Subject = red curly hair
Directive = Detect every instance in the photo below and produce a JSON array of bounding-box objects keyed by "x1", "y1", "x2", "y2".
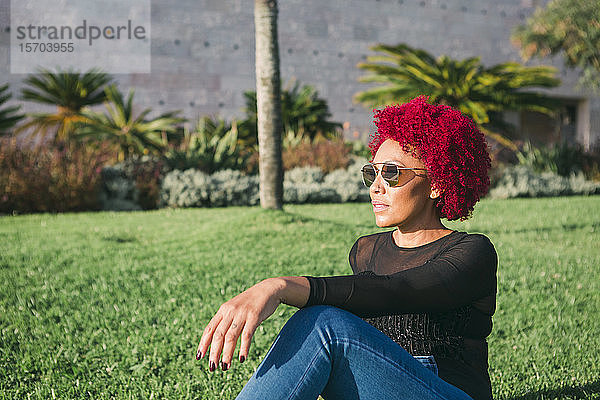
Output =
[{"x1": 369, "y1": 96, "x2": 491, "y2": 221}]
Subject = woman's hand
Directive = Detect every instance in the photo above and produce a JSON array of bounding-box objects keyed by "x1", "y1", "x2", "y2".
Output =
[{"x1": 196, "y1": 278, "x2": 284, "y2": 372}]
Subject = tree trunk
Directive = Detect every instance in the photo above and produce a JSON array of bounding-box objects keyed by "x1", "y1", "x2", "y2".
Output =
[{"x1": 254, "y1": 0, "x2": 283, "y2": 209}]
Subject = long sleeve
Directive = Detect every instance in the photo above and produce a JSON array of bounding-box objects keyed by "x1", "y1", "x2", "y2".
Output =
[{"x1": 302, "y1": 234, "x2": 497, "y2": 318}]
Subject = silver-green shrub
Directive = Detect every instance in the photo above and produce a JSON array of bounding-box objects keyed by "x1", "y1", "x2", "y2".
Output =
[
  {"x1": 284, "y1": 166, "x2": 324, "y2": 184},
  {"x1": 160, "y1": 169, "x2": 212, "y2": 207},
  {"x1": 324, "y1": 161, "x2": 370, "y2": 203},
  {"x1": 283, "y1": 167, "x2": 338, "y2": 203},
  {"x1": 489, "y1": 165, "x2": 600, "y2": 199},
  {"x1": 283, "y1": 182, "x2": 340, "y2": 203},
  {"x1": 160, "y1": 169, "x2": 259, "y2": 207},
  {"x1": 160, "y1": 160, "x2": 373, "y2": 208},
  {"x1": 210, "y1": 169, "x2": 260, "y2": 206}
]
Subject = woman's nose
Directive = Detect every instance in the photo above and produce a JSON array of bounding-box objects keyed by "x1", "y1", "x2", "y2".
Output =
[{"x1": 370, "y1": 173, "x2": 386, "y2": 195}]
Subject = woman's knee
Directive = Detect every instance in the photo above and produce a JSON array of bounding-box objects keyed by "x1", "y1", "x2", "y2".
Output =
[
  {"x1": 294, "y1": 305, "x2": 349, "y2": 321},
  {"x1": 287, "y1": 305, "x2": 359, "y2": 335}
]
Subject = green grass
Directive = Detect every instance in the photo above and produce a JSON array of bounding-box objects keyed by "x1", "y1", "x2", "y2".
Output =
[{"x1": 1, "y1": 196, "x2": 599, "y2": 399}]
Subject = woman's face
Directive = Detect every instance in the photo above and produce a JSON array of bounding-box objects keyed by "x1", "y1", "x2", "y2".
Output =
[{"x1": 369, "y1": 139, "x2": 438, "y2": 229}]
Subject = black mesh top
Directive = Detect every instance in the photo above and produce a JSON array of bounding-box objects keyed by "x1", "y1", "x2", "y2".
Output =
[{"x1": 302, "y1": 230, "x2": 497, "y2": 400}]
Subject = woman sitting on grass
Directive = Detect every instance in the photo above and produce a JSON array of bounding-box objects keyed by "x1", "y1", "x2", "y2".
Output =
[{"x1": 196, "y1": 96, "x2": 498, "y2": 400}]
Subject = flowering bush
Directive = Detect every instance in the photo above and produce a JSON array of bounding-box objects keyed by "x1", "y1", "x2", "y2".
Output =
[
  {"x1": 282, "y1": 139, "x2": 350, "y2": 173},
  {"x1": 0, "y1": 139, "x2": 113, "y2": 213}
]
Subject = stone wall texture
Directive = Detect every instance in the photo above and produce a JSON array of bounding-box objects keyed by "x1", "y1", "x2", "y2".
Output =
[{"x1": 1, "y1": 0, "x2": 598, "y2": 147}]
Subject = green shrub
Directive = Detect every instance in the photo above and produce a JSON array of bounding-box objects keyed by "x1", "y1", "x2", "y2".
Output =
[
  {"x1": 582, "y1": 144, "x2": 600, "y2": 181},
  {"x1": 163, "y1": 117, "x2": 250, "y2": 174},
  {"x1": 123, "y1": 157, "x2": 166, "y2": 210},
  {"x1": 346, "y1": 140, "x2": 372, "y2": 160},
  {"x1": 0, "y1": 140, "x2": 112, "y2": 213},
  {"x1": 99, "y1": 165, "x2": 140, "y2": 211},
  {"x1": 489, "y1": 165, "x2": 600, "y2": 199},
  {"x1": 159, "y1": 169, "x2": 259, "y2": 208},
  {"x1": 516, "y1": 140, "x2": 585, "y2": 177},
  {"x1": 99, "y1": 156, "x2": 166, "y2": 211}
]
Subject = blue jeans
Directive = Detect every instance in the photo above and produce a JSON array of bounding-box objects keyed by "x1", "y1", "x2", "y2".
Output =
[{"x1": 235, "y1": 305, "x2": 473, "y2": 400}]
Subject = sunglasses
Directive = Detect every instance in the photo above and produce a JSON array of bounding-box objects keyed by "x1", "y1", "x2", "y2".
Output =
[{"x1": 361, "y1": 162, "x2": 427, "y2": 188}]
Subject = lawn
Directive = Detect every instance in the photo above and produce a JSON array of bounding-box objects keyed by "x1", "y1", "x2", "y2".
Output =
[{"x1": 1, "y1": 196, "x2": 599, "y2": 399}]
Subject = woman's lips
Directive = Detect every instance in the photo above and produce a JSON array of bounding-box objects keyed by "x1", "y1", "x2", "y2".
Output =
[{"x1": 372, "y1": 202, "x2": 389, "y2": 212}]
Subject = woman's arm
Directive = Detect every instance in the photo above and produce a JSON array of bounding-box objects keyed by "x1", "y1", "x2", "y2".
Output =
[
  {"x1": 302, "y1": 234, "x2": 497, "y2": 317},
  {"x1": 276, "y1": 276, "x2": 311, "y2": 307},
  {"x1": 196, "y1": 276, "x2": 310, "y2": 372}
]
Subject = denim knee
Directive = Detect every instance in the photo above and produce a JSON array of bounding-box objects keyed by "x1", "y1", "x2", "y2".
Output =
[
  {"x1": 289, "y1": 305, "x2": 357, "y2": 337},
  {"x1": 296, "y1": 305, "x2": 342, "y2": 318},
  {"x1": 294, "y1": 305, "x2": 349, "y2": 324}
]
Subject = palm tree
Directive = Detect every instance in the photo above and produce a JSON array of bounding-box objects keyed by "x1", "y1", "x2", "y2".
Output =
[
  {"x1": 0, "y1": 84, "x2": 25, "y2": 136},
  {"x1": 241, "y1": 80, "x2": 342, "y2": 148},
  {"x1": 19, "y1": 68, "x2": 112, "y2": 143},
  {"x1": 254, "y1": 0, "x2": 284, "y2": 210},
  {"x1": 75, "y1": 85, "x2": 184, "y2": 160},
  {"x1": 354, "y1": 44, "x2": 561, "y2": 150}
]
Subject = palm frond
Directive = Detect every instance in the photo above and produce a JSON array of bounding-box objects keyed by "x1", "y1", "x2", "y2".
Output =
[
  {"x1": 18, "y1": 68, "x2": 112, "y2": 143},
  {"x1": 74, "y1": 85, "x2": 184, "y2": 159},
  {"x1": 354, "y1": 42, "x2": 561, "y2": 150},
  {"x1": 0, "y1": 84, "x2": 25, "y2": 134}
]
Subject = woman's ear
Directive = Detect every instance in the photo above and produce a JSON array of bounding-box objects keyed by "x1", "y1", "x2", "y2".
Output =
[{"x1": 430, "y1": 187, "x2": 442, "y2": 200}]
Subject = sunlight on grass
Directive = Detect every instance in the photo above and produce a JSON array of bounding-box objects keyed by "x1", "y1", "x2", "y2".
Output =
[{"x1": 1, "y1": 196, "x2": 599, "y2": 399}]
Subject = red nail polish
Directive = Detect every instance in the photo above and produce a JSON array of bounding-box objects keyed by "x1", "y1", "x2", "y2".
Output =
[
  {"x1": 240, "y1": 355, "x2": 246, "y2": 363},
  {"x1": 221, "y1": 362, "x2": 228, "y2": 371},
  {"x1": 209, "y1": 361, "x2": 216, "y2": 372}
]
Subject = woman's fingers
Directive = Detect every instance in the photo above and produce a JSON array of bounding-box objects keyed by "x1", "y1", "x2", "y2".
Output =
[
  {"x1": 196, "y1": 307, "x2": 259, "y2": 371},
  {"x1": 196, "y1": 313, "x2": 222, "y2": 361},
  {"x1": 197, "y1": 309, "x2": 259, "y2": 371},
  {"x1": 208, "y1": 314, "x2": 233, "y2": 371},
  {"x1": 219, "y1": 319, "x2": 245, "y2": 370},
  {"x1": 196, "y1": 279, "x2": 283, "y2": 371},
  {"x1": 238, "y1": 313, "x2": 259, "y2": 363}
]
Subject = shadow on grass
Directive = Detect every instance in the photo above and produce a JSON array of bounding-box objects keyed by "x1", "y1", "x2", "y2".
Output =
[
  {"x1": 506, "y1": 379, "x2": 600, "y2": 400},
  {"x1": 102, "y1": 235, "x2": 137, "y2": 243},
  {"x1": 282, "y1": 210, "x2": 372, "y2": 231}
]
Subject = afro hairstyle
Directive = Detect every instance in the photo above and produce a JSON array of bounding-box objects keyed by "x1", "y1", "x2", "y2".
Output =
[{"x1": 369, "y1": 96, "x2": 491, "y2": 221}]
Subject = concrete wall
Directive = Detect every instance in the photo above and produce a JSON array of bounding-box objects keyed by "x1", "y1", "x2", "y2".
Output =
[{"x1": 1, "y1": 0, "x2": 598, "y2": 148}]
